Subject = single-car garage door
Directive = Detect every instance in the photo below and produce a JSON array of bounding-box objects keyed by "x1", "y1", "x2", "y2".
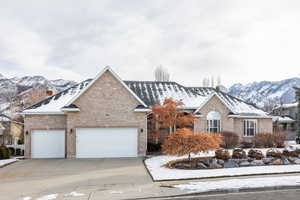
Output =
[
  {"x1": 31, "y1": 130, "x2": 65, "y2": 158},
  {"x1": 76, "y1": 128, "x2": 138, "y2": 158}
]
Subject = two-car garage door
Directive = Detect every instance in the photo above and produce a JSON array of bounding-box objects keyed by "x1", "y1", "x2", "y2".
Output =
[
  {"x1": 31, "y1": 128, "x2": 138, "y2": 158},
  {"x1": 76, "y1": 128, "x2": 138, "y2": 158}
]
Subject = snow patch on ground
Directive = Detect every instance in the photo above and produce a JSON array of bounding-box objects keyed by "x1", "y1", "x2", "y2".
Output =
[
  {"x1": 109, "y1": 190, "x2": 124, "y2": 194},
  {"x1": 36, "y1": 194, "x2": 58, "y2": 200},
  {"x1": 174, "y1": 175, "x2": 300, "y2": 193},
  {"x1": 20, "y1": 197, "x2": 32, "y2": 200},
  {"x1": 145, "y1": 150, "x2": 300, "y2": 181},
  {"x1": 64, "y1": 191, "x2": 85, "y2": 197},
  {"x1": 0, "y1": 158, "x2": 17, "y2": 167}
]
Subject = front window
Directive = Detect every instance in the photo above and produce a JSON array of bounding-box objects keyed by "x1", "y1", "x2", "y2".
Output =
[
  {"x1": 207, "y1": 111, "x2": 221, "y2": 133},
  {"x1": 244, "y1": 119, "x2": 257, "y2": 136}
]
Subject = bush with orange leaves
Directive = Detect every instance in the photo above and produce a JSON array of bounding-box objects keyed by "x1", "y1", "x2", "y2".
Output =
[{"x1": 162, "y1": 128, "x2": 223, "y2": 161}]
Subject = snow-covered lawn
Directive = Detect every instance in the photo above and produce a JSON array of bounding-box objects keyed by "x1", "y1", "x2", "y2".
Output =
[
  {"x1": 0, "y1": 158, "x2": 17, "y2": 167},
  {"x1": 145, "y1": 149, "x2": 300, "y2": 181},
  {"x1": 174, "y1": 175, "x2": 300, "y2": 193}
]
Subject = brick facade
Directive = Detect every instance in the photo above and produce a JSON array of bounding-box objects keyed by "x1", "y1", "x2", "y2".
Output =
[{"x1": 24, "y1": 71, "x2": 147, "y2": 158}]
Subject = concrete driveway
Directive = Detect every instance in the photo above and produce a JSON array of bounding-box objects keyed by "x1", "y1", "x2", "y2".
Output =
[{"x1": 0, "y1": 158, "x2": 180, "y2": 200}]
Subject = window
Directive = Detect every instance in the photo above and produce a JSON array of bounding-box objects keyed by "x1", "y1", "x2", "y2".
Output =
[
  {"x1": 244, "y1": 119, "x2": 257, "y2": 136},
  {"x1": 207, "y1": 111, "x2": 221, "y2": 133}
]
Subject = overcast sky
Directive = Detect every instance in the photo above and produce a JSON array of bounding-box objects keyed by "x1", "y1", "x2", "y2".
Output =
[{"x1": 0, "y1": 0, "x2": 300, "y2": 87}]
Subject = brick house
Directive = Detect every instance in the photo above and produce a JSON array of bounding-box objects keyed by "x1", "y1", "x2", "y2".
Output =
[{"x1": 22, "y1": 67, "x2": 272, "y2": 158}]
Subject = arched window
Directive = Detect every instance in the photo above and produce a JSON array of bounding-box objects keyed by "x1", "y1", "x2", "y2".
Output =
[{"x1": 207, "y1": 111, "x2": 221, "y2": 133}]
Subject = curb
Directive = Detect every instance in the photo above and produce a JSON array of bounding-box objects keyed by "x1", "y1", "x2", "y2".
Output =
[
  {"x1": 127, "y1": 185, "x2": 300, "y2": 200},
  {"x1": 0, "y1": 160, "x2": 17, "y2": 168}
]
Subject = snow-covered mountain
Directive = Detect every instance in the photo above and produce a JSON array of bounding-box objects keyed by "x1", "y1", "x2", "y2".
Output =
[
  {"x1": 0, "y1": 74, "x2": 77, "y2": 105},
  {"x1": 228, "y1": 77, "x2": 300, "y2": 108}
]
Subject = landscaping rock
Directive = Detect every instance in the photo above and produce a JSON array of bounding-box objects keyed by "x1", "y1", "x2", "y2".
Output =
[
  {"x1": 251, "y1": 160, "x2": 264, "y2": 166},
  {"x1": 239, "y1": 161, "x2": 251, "y2": 167},
  {"x1": 262, "y1": 157, "x2": 274, "y2": 164},
  {"x1": 248, "y1": 158, "x2": 255, "y2": 162},
  {"x1": 217, "y1": 159, "x2": 225, "y2": 165},
  {"x1": 288, "y1": 157, "x2": 298, "y2": 163},
  {"x1": 294, "y1": 159, "x2": 300, "y2": 164},
  {"x1": 224, "y1": 160, "x2": 239, "y2": 168},
  {"x1": 196, "y1": 162, "x2": 207, "y2": 169},
  {"x1": 202, "y1": 159, "x2": 210, "y2": 167},
  {"x1": 209, "y1": 159, "x2": 222, "y2": 168},
  {"x1": 282, "y1": 157, "x2": 290, "y2": 165},
  {"x1": 272, "y1": 159, "x2": 283, "y2": 165}
]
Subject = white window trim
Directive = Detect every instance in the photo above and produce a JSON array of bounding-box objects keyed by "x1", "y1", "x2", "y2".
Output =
[
  {"x1": 244, "y1": 119, "x2": 257, "y2": 137},
  {"x1": 207, "y1": 119, "x2": 221, "y2": 133}
]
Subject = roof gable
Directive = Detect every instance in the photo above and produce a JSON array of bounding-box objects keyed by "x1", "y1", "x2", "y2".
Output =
[{"x1": 64, "y1": 66, "x2": 147, "y2": 107}]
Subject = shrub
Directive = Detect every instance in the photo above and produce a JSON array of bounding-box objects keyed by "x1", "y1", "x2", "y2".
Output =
[
  {"x1": 221, "y1": 131, "x2": 240, "y2": 149},
  {"x1": 8, "y1": 147, "x2": 15, "y2": 156},
  {"x1": 266, "y1": 149, "x2": 282, "y2": 158},
  {"x1": 240, "y1": 141, "x2": 254, "y2": 148},
  {"x1": 0, "y1": 145, "x2": 10, "y2": 160},
  {"x1": 254, "y1": 133, "x2": 274, "y2": 148},
  {"x1": 232, "y1": 148, "x2": 247, "y2": 159},
  {"x1": 215, "y1": 149, "x2": 231, "y2": 160},
  {"x1": 282, "y1": 149, "x2": 300, "y2": 157},
  {"x1": 147, "y1": 143, "x2": 162, "y2": 153},
  {"x1": 273, "y1": 131, "x2": 286, "y2": 148},
  {"x1": 248, "y1": 149, "x2": 264, "y2": 159},
  {"x1": 162, "y1": 128, "x2": 223, "y2": 160}
]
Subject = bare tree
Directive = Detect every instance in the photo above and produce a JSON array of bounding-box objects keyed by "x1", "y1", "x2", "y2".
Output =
[{"x1": 155, "y1": 65, "x2": 170, "y2": 82}]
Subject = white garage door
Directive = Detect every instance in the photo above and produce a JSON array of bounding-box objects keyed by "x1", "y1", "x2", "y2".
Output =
[
  {"x1": 31, "y1": 130, "x2": 65, "y2": 158},
  {"x1": 76, "y1": 128, "x2": 138, "y2": 158}
]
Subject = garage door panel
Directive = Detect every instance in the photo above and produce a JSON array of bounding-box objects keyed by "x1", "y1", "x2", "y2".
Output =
[
  {"x1": 76, "y1": 128, "x2": 137, "y2": 158},
  {"x1": 31, "y1": 130, "x2": 65, "y2": 158}
]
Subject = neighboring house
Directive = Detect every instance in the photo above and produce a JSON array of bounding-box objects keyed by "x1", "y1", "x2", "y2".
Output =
[
  {"x1": 272, "y1": 102, "x2": 298, "y2": 140},
  {"x1": 21, "y1": 67, "x2": 272, "y2": 159},
  {"x1": 0, "y1": 114, "x2": 23, "y2": 145}
]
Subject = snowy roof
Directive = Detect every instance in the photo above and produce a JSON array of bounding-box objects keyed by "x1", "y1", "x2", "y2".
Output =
[
  {"x1": 22, "y1": 79, "x2": 91, "y2": 114},
  {"x1": 272, "y1": 116, "x2": 295, "y2": 123},
  {"x1": 22, "y1": 77, "x2": 268, "y2": 117},
  {"x1": 275, "y1": 102, "x2": 298, "y2": 109}
]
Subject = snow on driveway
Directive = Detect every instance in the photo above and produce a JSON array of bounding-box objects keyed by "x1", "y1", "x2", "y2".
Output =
[
  {"x1": 0, "y1": 158, "x2": 17, "y2": 167},
  {"x1": 145, "y1": 154, "x2": 300, "y2": 181},
  {"x1": 174, "y1": 175, "x2": 300, "y2": 192}
]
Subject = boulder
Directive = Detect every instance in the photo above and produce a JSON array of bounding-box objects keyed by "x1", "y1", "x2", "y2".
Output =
[
  {"x1": 217, "y1": 159, "x2": 225, "y2": 165},
  {"x1": 282, "y1": 157, "x2": 290, "y2": 165},
  {"x1": 262, "y1": 157, "x2": 274, "y2": 164},
  {"x1": 251, "y1": 160, "x2": 264, "y2": 166},
  {"x1": 174, "y1": 163, "x2": 192, "y2": 169},
  {"x1": 288, "y1": 157, "x2": 298, "y2": 163},
  {"x1": 272, "y1": 159, "x2": 283, "y2": 165},
  {"x1": 239, "y1": 161, "x2": 251, "y2": 167},
  {"x1": 196, "y1": 163, "x2": 207, "y2": 169},
  {"x1": 294, "y1": 159, "x2": 300, "y2": 164},
  {"x1": 202, "y1": 159, "x2": 210, "y2": 167},
  {"x1": 209, "y1": 159, "x2": 222, "y2": 169},
  {"x1": 224, "y1": 160, "x2": 239, "y2": 168}
]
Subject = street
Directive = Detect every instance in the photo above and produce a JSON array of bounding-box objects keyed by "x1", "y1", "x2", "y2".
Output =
[{"x1": 160, "y1": 189, "x2": 300, "y2": 200}]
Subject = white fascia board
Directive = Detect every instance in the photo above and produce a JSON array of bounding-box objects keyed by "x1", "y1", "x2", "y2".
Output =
[
  {"x1": 64, "y1": 66, "x2": 147, "y2": 107},
  {"x1": 227, "y1": 115, "x2": 273, "y2": 119}
]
